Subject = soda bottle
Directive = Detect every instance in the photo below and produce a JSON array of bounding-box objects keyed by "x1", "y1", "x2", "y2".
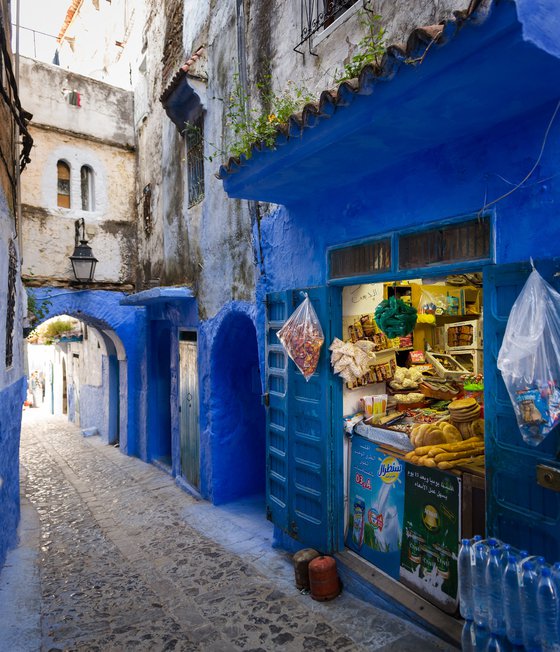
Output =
[
  {"x1": 503, "y1": 554, "x2": 524, "y2": 646},
  {"x1": 459, "y1": 538, "x2": 475, "y2": 621},
  {"x1": 537, "y1": 566, "x2": 559, "y2": 651},
  {"x1": 487, "y1": 547, "x2": 506, "y2": 636}
]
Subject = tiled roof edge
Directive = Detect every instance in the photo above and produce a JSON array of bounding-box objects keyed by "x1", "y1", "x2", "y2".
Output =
[
  {"x1": 217, "y1": 0, "x2": 492, "y2": 180},
  {"x1": 160, "y1": 46, "x2": 206, "y2": 105}
]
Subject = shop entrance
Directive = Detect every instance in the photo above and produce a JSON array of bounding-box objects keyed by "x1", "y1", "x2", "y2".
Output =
[
  {"x1": 339, "y1": 273, "x2": 484, "y2": 613},
  {"x1": 210, "y1": 311, "x2": 265, "y2": 505}
]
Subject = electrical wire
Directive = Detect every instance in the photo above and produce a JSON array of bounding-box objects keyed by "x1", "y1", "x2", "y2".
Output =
[{"x1": 479, "y1": 99, "x2": 560, "y2": 215}]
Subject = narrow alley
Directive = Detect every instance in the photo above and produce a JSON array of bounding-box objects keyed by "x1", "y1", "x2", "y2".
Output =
[{"x1": 0, "y1": 409, "x2": 453, "y2": 652}]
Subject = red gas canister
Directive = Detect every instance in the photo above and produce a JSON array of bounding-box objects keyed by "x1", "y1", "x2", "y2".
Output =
[{"x1": 308, "y1": 555, "x2": 341, "y2": 601}]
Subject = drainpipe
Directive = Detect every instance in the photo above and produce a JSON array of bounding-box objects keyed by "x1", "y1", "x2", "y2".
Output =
[
  {"x1": 235, "y1": 0, "x2": 265, "y2": 276},
  {"x1": 14, "y1": 0, "x2": 22, "y2": 248}
]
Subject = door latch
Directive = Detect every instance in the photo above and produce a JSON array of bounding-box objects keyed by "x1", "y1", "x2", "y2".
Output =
[
  {"x1": 262, "y1": 393, "x2": 270, "y2": 407},
  {"x1": 536, "y1": 464, "x2": 560, "y2": 492}
]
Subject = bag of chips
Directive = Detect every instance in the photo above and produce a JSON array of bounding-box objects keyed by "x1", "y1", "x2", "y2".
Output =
[
  {"x1": 277, "y1": 295, "x2": 325, "y2": 381},
  {"x1": 497, "y1": 268, "x2": 560, "y2": 445}
]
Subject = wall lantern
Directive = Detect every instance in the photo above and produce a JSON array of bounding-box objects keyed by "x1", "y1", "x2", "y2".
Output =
[{"x1": 70, "y1": 218, "x2": 98, "y2": 283}]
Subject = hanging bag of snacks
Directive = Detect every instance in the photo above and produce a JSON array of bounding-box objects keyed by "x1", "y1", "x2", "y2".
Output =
[
  {"x1": 277, "y1": 294, "x2": 325, "y2": 381},
  {"x1": 497, "y1": 266, "x2": 560, "y2": 446}
]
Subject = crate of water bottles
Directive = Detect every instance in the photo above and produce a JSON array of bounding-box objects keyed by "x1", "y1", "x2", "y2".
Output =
[{"x1": 459, "y1": 535, "x2": 560, "y2": 650}]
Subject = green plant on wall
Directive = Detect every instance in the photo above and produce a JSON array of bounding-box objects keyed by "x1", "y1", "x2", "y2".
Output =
[
  {"x1": 185, "y1": 72, "x2": 314, "y2": 162},
  {"x1": 334, "y1": 10, "x2": 386, "y2": 84},
  {"x1": 27, "y1": 290, "x2": 52, "y2": 325}
]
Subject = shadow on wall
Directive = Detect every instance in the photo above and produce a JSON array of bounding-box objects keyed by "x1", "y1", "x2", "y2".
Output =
[{"x1": 210, "y1": 312, "x2": 266, "y2": 505}]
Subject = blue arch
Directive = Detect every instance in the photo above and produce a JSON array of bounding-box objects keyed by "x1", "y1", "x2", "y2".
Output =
[
  {"x1": 199, "y1": 301, "x2": 266, "y2": 505},
  {"x1": 29, "y1": 288, "x2": 147, "y2": 457}
]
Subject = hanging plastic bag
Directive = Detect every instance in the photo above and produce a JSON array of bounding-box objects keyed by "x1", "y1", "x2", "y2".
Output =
[
  {"x1": 277, "y1": 295, "x2": 324, "y2": 381},
  {"x1": 497, "y1": 268, "x2": 560, "y2": 445}
]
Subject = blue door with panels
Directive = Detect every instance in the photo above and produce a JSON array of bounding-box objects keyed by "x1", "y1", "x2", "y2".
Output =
[
  {"x1": 265, "y1": 286, "x2": 342, "y2": 553},
  {"x1": 484, "y1": 260, "x2": 560, "y2": 560}
]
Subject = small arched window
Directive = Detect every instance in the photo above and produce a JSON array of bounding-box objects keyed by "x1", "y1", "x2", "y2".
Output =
[
  {"x1": 80, "y1": 165, "x2": 95, "y2": 211},
  {"x1": 57, "y1": 160, "x2": 71, "y2": 208}
]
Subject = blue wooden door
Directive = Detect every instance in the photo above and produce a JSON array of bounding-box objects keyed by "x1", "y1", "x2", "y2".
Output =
[
  {"x1": 265, "y1": 287, "x2": 341, "y2": 553},
  {"x1": 484, "y1": 260, "x2": 560, "y2": 559}
]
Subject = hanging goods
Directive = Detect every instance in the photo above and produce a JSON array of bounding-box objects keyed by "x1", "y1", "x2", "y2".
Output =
[
  {"x1": 375, "y1": 295, "x2": 418, "y2": 339},
  {"x1": 277, "y1": 295, "x2": 325, "y2": 381},
  {"x1": 497, "y1": 268, "x2": 560, "y2": 446}
]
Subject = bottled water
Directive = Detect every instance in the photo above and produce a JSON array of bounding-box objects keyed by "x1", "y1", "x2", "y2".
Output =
[
  {"x1": 487, "y1": 547, "x2": 506, "y2": 636},
  {"x1": 459, "y1": 538, "x2": 474, "y2": 621},
  {"x1": 520, "y1": 560, "x2": 541, "y2": 652},
  {"x1": 503, "y1": 554, "x2": 524, "y2": 646},
  {"x1": 537, "y1": 566, "x2": 559, "y2": 651},
  {"x1": 473, "y1": 538, "x2": 499, "y2": 628}
]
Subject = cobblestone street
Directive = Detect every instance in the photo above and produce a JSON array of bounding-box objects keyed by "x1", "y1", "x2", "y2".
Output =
[{"x1": 0, "y1": 410, "x2": 454, "y2": 651}]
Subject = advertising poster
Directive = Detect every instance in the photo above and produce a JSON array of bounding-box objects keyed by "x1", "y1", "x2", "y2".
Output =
[
  {"x1": 346, "y1": 435, "x2": 405, "y2": 579},
  {"x1": 400, "y1": 464, "x2": 460, "y2": 613}
]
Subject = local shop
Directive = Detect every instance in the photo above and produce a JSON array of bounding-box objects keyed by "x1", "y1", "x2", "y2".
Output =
[{"x1": 219, "y1": 0, "x2": 560, "y2": 637}]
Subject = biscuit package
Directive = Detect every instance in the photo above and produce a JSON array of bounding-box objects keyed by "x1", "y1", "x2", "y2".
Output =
[{"x1": 497, "y1": 268, "x2": 560, "y2": 445}]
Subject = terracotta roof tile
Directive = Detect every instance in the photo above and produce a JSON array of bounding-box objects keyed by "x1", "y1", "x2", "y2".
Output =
[
  {"x1": 160, "y1": 46, "x2": 206, "y2": 104},
  {"x1": 217, "y1": 0, "x2": 487, "y2": 179},
  {"x1": 57, "y1": 0, "x2": 83, "y2": 43}
]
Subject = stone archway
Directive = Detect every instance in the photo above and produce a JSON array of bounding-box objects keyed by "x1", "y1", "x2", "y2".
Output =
[{"x1": 27, "y1": 288, "x2": 144, "y2": 455}]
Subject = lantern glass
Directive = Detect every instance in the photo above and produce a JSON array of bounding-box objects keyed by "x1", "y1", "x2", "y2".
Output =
[{"x1": 71, "y1": 257, "x2": 96, "y2": 282}]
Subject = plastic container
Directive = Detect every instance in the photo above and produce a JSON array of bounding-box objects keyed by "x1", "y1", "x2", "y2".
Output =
[
  {"x1": 503, "y1": 554, "x2": 524, "y2": 646},
  {"x1": 520, "y1": 561, "x2": 541, "y2": 652},
  {"x1": 459, "y1": 538, "x2": 475, "y2": 620},
  {"x1": 487, "y1": 548, "x2": 506, "y2": 636},
  {"x1": 537, "y1": 566, "x2": 559, "y2": 651},
  {"x1": 473, "y1": 538, "x2": 499, "y2": 628}
]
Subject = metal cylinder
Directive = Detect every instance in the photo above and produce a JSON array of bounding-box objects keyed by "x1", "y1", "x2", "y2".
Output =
[
  {"x1": 293, "y1": 548, "x2": 320, "y2": 590},
  {"x1": 308, "y1": 555, "x2": 341, "y2": 601}
]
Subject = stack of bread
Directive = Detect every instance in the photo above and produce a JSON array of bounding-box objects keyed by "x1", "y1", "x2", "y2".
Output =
[
  {"x1": 405, "y1": 437, "x2": 484, "y2": 470},
  {"x1": 448, "y1": 397, "x2": 484, "y2": 438}
]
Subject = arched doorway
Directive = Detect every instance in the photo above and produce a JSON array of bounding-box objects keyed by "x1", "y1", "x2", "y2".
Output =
[{"x1": 210, "y1": 311, "x2": 266, "y2": 505}]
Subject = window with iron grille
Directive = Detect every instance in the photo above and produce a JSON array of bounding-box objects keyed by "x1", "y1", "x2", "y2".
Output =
[
  {"x1": 5, "y1": 240, "x2": 17, "y2": 368},
  {"x1": 330, "y1": 238, "x2": 391, "y2": 279},
  {"x1": 186, "y1": 114, "x2": 204, "y2": 208},
  {"x1": 296, "y1": 0, "x2": 360, "y2": 52},
  {"x1": 398, "y1": 217, "x2": 491, "y2": 270}
]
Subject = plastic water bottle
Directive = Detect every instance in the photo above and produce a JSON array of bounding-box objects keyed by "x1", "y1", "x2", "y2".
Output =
[
  {"x1": 538, "y1": 566, "x2": 559, "y2": 651},
  {"x1": 474, "y1": 539, "x2": 499, "y2": 628},
  {"x1": 459, "y1": 538, "x2": 475, "y2": 620},
  {"x1": 520, "y1": 560, "x2": 541, "y2": 652},
  {"x1": 487, "y1": 548, "x2": 506, "y2": 636},
  {"x1": 503, "y1": 554, "x2": 524, "y2": 646}
]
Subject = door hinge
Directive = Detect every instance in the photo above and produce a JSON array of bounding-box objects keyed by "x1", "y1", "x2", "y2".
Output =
[
  {"x1": 266, "y1": 505, "x2": 272, "y2": 521},
  {"x1": 289, "y1": 520, "x2": 299, "y2": 538},
  {"x1": 537, "y1": 464, "x2": 560, "y2": 492},
  {"x1": 262, "y1": 392, "x2": 270, "y2": 407}
]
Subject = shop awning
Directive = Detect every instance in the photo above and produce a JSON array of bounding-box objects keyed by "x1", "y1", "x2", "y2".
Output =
[
  {"x1": 218, "y1": 0, "x2": 560, "y2": 205},
  {"x1": 120, "y1": 287, "x2": 195, "y2": 307}
]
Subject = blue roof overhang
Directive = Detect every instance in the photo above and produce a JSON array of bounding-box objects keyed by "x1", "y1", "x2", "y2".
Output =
[
  {"x1": 162, "y1": 75, "x2": 202, "y2": 131},
  {"x1": 120, "y1": 287, "x2": 195, "y2": 307},
  {"x1": 220, "y1": 0, "x2": 560, "y2": 205}
]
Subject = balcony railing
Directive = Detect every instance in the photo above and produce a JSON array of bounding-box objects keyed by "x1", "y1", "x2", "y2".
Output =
[{"x1": 295, "y1": 0, "x2": 360, "y2": 53}]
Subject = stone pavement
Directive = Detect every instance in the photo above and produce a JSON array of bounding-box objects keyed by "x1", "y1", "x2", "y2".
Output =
[{"x1": 0, "y1": 409, "x2": 455, "y2": 652}]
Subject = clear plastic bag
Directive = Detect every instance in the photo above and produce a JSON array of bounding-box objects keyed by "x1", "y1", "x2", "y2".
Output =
[
  {"x1": 277, "y1": 295, "x2": 324, "y2": 381},
  {"x1": 497, "y1": 268, "x2": 560, "y2": 445}
]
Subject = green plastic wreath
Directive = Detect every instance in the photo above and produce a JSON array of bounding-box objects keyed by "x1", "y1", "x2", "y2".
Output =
[{"x1": 374, "y1": 296, "x2": 418, "y2": 339}]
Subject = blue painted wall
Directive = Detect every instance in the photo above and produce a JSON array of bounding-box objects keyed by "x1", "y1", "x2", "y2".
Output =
[{"x1": 0, "y1": 377, "x2": 26, "y2": 569}]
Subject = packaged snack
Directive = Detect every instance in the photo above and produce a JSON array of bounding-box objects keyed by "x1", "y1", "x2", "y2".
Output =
[{"x1": 277, "y1": 295, "x2": 324, "y2": 381}]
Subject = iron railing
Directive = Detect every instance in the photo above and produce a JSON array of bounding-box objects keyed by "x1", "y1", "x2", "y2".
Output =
[{"x1": 295, "y1": 0, "x2": 360, "y2": 53}]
